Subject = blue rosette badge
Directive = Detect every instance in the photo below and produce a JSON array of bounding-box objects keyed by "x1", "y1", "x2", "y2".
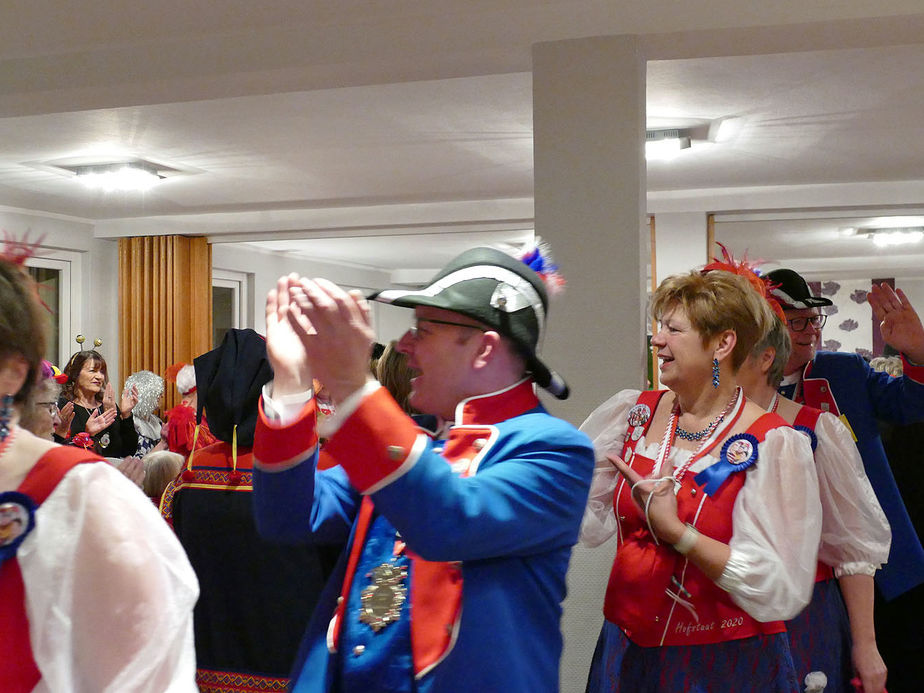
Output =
[
  {"x1": 0, "y1": 491, "x2": 37, "y2": 566},
  {"x1": 694, "y1": 433, "x2": 759, "y2": 496}
]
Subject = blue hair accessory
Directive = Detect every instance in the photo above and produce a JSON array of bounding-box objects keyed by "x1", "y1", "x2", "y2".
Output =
[
  {"x1": 0, "y1": 491, "x2": 37, "y2": 566},
  {"x1": 694, "y1": 433, "x2": 760, "y2": 496},
  {"x1": 793, "y1": 425, "x2": 818, "y2": 452},
  {"x1": 519, "y1": 239, "x2": 565, "y2": 296}
]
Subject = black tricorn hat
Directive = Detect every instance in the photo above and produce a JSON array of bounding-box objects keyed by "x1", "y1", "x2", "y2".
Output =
[
  {"x1": 765, "y1": 268, "x2": 833, "y2": 310},
  {"x1": 194, "y1": 328, "x2": 273, "y2": 446},
  {"x1": 370, "y1": 247, "x2": 569, "y2": 399}
]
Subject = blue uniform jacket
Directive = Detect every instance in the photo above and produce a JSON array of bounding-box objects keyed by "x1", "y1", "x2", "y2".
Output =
[
  {"x1": 792, "y1": 351, "x2": 924, "y2": 599},
  {"x1": 252, "y1": 380, "x2": 594, "y2": 692}
]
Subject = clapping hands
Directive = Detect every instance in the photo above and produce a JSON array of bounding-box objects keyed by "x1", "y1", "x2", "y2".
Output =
[
  {"x1": 85, "y1": 406, "x2": 118, "y2": 435},
  {"x1": 265, "y1": 274, "x2": 374, "y2": 403}
]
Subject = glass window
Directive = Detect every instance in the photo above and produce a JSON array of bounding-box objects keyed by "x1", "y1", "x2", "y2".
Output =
[{"x1": 27, "y1": 265, "x2": 62, "y2": 366}]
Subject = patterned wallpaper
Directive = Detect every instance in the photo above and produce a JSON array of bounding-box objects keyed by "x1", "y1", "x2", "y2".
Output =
[{"x1": 807, "y1": 278, "x2": 890, "y2": 358}]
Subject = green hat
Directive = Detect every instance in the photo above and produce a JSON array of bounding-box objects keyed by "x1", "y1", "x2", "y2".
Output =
[{"x1": 371, "y1": 247, "x2": 569, "y2": 399}]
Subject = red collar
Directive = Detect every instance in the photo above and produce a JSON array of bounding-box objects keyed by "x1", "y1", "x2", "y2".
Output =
[{"x1": 455, "y1": 379, "x2": 540, "y2": 426}]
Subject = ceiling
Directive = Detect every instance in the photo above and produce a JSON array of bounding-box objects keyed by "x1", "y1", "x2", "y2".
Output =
[{"x1": 4, "y1": 1, "x2": 924, "y2": 275}]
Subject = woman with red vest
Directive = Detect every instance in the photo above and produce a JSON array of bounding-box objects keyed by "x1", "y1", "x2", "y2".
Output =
[
  {"x1": 738, "y1": 317, "x2": 890, "y2": 693},
  {"x1": 580, "y1": 269, "x2": 821, "y2": 692},
  {"x1": 0, "y1": 240, "x2": 198, "y2": 692}
]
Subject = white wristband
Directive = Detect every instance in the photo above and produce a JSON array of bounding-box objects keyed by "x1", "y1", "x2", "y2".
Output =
[{"x1": 672, "y1": 523, "x2": 699, "y2": 555}]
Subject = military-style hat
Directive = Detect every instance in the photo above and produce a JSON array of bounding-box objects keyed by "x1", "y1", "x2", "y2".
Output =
[{"x1": 371, "y1": 246, "x2": 569, "y2": 399}]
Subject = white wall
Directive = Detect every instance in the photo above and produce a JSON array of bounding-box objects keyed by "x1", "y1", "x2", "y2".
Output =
[
  {"x1": 211, "y1": 243, "x2": 414, "y2": 344},
  {"x1": 1, "y1": 208, "x2": 121, "y2": 383}
]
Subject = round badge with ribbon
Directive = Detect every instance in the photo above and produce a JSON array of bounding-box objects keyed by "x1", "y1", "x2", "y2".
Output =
[
  {"x1": 693, "y1": 433, "x2": 759, "y2": 496},
  {"x1": 793, "y1": 425, "x2": 818, "y2": 452},
  {"x1": 0, "y1": 491, "x2": 37, "y2": 565}
]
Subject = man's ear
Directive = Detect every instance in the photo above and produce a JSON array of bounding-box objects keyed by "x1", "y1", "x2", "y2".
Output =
[
  {"x1": 713, "y1": 329, "x2": 737, "y2": 363},
  {"x1": 472, "y1": 331, "x2": 501, "y2": 370}
]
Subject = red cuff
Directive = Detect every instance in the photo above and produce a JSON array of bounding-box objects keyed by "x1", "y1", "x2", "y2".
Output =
[
  {"x1": 254, "y1": 397, "x2": 319, "y2": 470},
  {"x1": 324, "y1": 388, "x2": 425, "y2": 494},
  {"x1": 901, "y1": 353, "x2": 924, "y2": 384}
]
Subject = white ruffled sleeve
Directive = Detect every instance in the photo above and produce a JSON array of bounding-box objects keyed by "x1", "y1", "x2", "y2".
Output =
[
  {"x1": 18, "y1": 462, "x2": 199, "y2": 693},
  {"x1": 813, "y1": 412, "x2": 891, "y2": 577},
  {"x1": 577, "y1": 389, "x2": 641, "y2": 547},
  {"x1": 715, "y1": 426, "x2": 821, "y2": 621}
]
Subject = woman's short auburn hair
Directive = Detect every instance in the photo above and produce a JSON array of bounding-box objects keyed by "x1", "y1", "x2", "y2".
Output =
[{"x1": 651, "y1": 270, "x2": 776, "y2": 372}]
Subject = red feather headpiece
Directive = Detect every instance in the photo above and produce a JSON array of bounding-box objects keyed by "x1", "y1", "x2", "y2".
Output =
[{"x1": 702, "y1": 242, "x2": 786, "y2": 322}]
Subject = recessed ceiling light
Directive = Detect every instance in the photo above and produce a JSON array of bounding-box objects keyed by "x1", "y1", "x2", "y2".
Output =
[
  {"x1": 73, "y1": 162, "x2": 163, "y2": 192},
  {"x1": 867, "y1": 228, "x2": 924, "y2": 247}
]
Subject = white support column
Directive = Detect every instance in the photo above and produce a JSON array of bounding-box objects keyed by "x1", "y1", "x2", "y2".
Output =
[{"x1": 532, "y1": 35, "x2": 646, "y2": 693}]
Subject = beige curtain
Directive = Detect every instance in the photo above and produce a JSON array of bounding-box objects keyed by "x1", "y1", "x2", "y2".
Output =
[{"x1": 118, "y1": 236, "x2": 212, "y2": 412}]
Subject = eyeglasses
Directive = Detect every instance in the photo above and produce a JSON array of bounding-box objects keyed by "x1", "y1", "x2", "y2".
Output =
[
  {"x1": 407, "y1": 318, "x2": 487, "y2": 339},
  {"x1": 787, "y1": 314, "x2": 827, "y2": 332},
  {"x1": 36, "y1": 401, "x2": 58, "y2": 416}
]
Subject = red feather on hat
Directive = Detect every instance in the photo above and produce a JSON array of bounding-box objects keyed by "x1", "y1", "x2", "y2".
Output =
[{"x1": 702, "y1": 242, "x2": 786, "y2": 321}]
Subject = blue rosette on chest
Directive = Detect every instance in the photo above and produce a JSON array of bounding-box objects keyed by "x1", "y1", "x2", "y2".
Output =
[
  {"x1": 694, "y1": 433, "x2": 759, "y2": 496},
  {"x1": 0, "y1": 491, "x2": 37, "y2": 566}
]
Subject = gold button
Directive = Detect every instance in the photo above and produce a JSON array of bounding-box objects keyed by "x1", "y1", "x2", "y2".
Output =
[
  {"x1": 337, "y1": 596, "x2": 344, "y2": 605},
  {"x1": 353, "y1": 645, "x2": 365, "y2": 656},
  {"x1": 473, "y1": 438, "x2": 487, "y2": 450},
  {"x1": 387, "y1": 445, "x2": 405, "y2": 460},
  {"x1": 690, "y1": 488, "x2": 697, "y2": 496},
  {"x1": 654, "y1": 616, "x2": 659, "y2": 622}
]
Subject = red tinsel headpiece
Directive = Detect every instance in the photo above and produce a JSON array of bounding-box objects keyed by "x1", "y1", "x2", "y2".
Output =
[
  {"x1": 2, "y1": 231, "x2": 52, "y2": 313},
  {"x1": 1, "y1": 231, "x2": 44, "y2": 266},
  {"x1": 702, "y1": 242, "x2": 786, "y2": 322}
]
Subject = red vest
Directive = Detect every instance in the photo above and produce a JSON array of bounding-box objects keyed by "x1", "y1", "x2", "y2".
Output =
[
  {"x1": 603, "y1": 390, "x2": 788, "y2": 647},
  {"x1": 0, "y1": 446, "x2": 98, "y2": 691}
]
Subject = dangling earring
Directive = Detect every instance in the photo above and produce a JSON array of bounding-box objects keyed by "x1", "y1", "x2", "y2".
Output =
[
  {"x1": 0, "y1": 393, "x2": 14, "y2": 442},
  {"x1": 712, "y1": 358, "x2": 720, "y2": 389}
]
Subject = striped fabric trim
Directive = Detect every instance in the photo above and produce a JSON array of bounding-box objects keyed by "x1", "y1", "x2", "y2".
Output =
[{"x1": 195, "y1": 668, "x2": 288, "y2": 692}]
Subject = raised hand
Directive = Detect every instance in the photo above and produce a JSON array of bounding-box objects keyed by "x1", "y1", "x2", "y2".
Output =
[
  {"x1": 55, "y1": 400, "x2": 76, "y2": 438},
  {"x1": 85, "y1": 406, "x2": 118, "y2": 436},
  {"x1": 264, "y1": 274, "x2": 315, "y2": 397},
  {"x1": 102, "y1": 382, "x2": 117, "y2": 412},
  {"x1": 868, "y1": 283, "x2": 924, "y2": 363},
  {"x1": 120, "y1": 384, "x2": 139, "y2": 416},
  {"x1": 288, "y1": 277, "x2": 375, "y2": 404}
]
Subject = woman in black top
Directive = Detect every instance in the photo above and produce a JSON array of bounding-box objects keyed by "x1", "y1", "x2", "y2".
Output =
[{"x1": 57, "y1": 350, "x2": 139, "y2": 457}]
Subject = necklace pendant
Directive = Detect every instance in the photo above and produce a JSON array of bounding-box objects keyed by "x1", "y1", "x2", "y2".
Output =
[{"x1": 359, "y1": 561, "x2": 408, "y2": 632}]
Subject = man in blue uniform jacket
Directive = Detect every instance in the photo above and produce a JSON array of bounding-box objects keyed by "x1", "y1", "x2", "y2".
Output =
[
  {"x1": 767, "y1": 268, "x2": 924, "y2": 690},
  {"x1": 252, "y1": 246, "x2": 595, "y2": 693}
]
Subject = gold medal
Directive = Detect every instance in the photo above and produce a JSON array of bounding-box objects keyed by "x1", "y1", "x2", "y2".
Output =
[{"x1": 359, "y1": 562, "x2": 408, "y2": 632}]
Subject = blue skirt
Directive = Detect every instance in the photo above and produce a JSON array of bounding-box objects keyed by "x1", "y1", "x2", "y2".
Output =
[
  {"x1": 786, "y1": 578, "x2": 853, "y2": 692},
  {"x1": 585, "y1": 620, "x2": 800, "y2": 693}
]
